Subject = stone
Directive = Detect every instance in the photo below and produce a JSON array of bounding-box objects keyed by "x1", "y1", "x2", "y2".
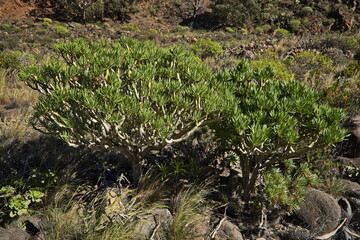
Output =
[
  {"x1": 296, "y1": 189, "x2": 341, "y2": 235},
  {"x1": 0, "y1": 228, "x2": 30, "y2": 240},
  {"x1": 214, "y1": 219, "x2": 243, "y2": 240},
  {"x1": 133, "y1": 208, "x2": 173, "y2": 239}
]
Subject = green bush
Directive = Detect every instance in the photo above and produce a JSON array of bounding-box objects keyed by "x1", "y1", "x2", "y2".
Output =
[
  {"x1": 254, "y1": 26, "x2": 264, "y2": 34},
  {"x1": 52, "y1": 25, "x2": 70, "y2": 37},
  {"x1": 288, "y1": 51, "x2": 335, "y2": 89},
  {"x1": 288, "y1": 19, "x2": 301, "y2": 32},
  {"x1": 119, "y1": 23, "x2": 141, "y2": 32},
  {"x1": 42, "y1": 18, "x2": 53, "y2": 23},
  {"x1": 225, "y1": 27, "x2": 235, "y2": 33},
  {"x1": 273, "y1": 28, "x2": 292, "y2": 37},
  {"x1": 19, "y1": 37, "x2": 232, "y2": 185},
  {"x1": 302, "y1": 6, "x2": 313, "y2": 13},
  {"x1": 0, "y1": 50, "x2": 21, "y2": 69},
  {"x1": 261, "y1": 24, "x2": 272, "y2": 33},
  {"x1": 264, "y1": 160, "x2": 319, "y2": 213},
  {"x1": 214, "y1": 60, "x2": 347, "y2": 201},
  {"x1": 251, "y1": 56, "x2": 294, "y2": 81},
  {"x1": 191, "y1": 38, "x2": 224, "y2": 58}
]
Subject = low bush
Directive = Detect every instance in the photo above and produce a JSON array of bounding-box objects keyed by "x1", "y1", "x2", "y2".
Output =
[{"x1": 191, "y1": 38, "x2": 224, "y2": 58}]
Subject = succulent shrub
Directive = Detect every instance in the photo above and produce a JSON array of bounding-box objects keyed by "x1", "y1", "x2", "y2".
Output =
[
  {"x1": 251, "y1": 56, "x2": 294, "y2": 81},
  {"x1": 263, "y1": 160, "x2": 319, "y2": 213},
  {"x1": 288, "y1": 19, "x2": 301, "y2": 32},
  {"x1": 191, "y1": 38, "x2": 224, "y2": 58},
  {"x1": 214, "y1": 60, "x2": 347, "y2": 201},
  {"x1": 288, "y1": 51, "x2": 335, "y2": 90},
  {"x1": 19, "y1": 37, "x2": 232, "y2": 185}
]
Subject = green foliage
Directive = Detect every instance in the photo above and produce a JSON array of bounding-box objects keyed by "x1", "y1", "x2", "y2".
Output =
[
  {"x1": 289, "y1": 51, "x2": 335, "y2": 89},
  {"x1": 254, "y1": 26, "x2": 264, "y2": 34},
  {"x1": 0, "y1": 170, "x2": 56, "y2": 219},
  {"x1": 214, "y1": 60, "x2": 347, "y2": 201},
  {"x1": 210, "y1": 0, "x2": 260, "y2": 27},
  {"x1": 261, "y1": 24, "x2": 272, "y2": 33},
  {"x1": 288, "y1": 19, "x2": 301, "y2": 32},
  {"x1": 52, "y1": 25, "x2": 70, "y2": 37},
  {"x1": 120, "y1": 23, "x2": 141, "y2": 32},
  {"x1": 191, "y1": 38, "x2": 224, "y2": 58},
  {"x1": 0, "y1": 50, "x2": 21, "y2": 69},
  {"x1": 251, "y1": 56, "x2": 294, "y2": 81},
  {"x1": 42, "y1": 18, "x2": 53, "y2": 23},
  {"x1": 302, "y1": 6, "x2": 313, "y2": 13},
  {"x1": 19, "y1": 37, "x2": 231, "y2": 184},
  {"x1": 225, "y1": 27, "x2": 235, "y2": 33},
  {"x1": 264, "y1": 160, "x2": 319, "y2": 213},
  {"x1": 342, "y1": 61, "x2": 360, "y2": 78},
  {"x1": 273, "y1": 28, "x2": 292, "y2": 37}
]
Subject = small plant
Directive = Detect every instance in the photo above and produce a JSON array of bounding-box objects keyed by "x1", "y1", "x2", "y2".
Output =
[
  {"x1": 302, "y1": 6, "x2": 313, "y2": 13},
  {"x1": 274, "y1": 28, "x2": 292, "y2": 37},
  {"x1": 0, "y1": 169, "x2": 56, "y2": 220},
  {"x1": 261, "y1": 24, "x2": 272, "y2": 33},
  {"x1": 42, "y1": 21, "x2": 51, "y2": 27},
  {"x1": 171, "y1": 25, "x2": 190, "y2": 33},
  {"x1": 263, "y1": 160, "x2": 320, "y2": 213},
  {"x1": 52, "y1": 25, "x2": 70, "y2": 37},
  {"x1": 42, "y1": 18, "x2": 53, "y2": 23},
  {"x1": 0, "y1": 50, "x2": 21, "y2": 69},
  {"x1": 145, "y1": 28, "x2": 158, "y2": 39},
  {"x1": 192, "y1": 38, "x2": 224, "y2": 58},
  {"x1": 288, "y1": 19, "x2": 301, "y2": 32},
  {"x1": 254, "y1": 26, "x2": 264, "y2": 34},
  {"x1": 119, "y1": 23, "x2": 141, "y2": 32},
  {"x1": 148, "y1": 5, "x2": 159, "y2": 16},
  {"x1": 251, "y1": 56, "x2": 294, "y2": 81},
  {"x1": 225, "y1": 27, "x2": 235, "y2": 33}
]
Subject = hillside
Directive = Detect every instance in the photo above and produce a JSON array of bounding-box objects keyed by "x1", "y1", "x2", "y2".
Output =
[{"x1": 0, "y1": 0, "x2": 360, "y2": 239}]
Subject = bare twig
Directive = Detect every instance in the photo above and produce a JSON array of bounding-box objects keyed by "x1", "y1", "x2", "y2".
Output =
[
  {"x1": 210, "y1": 207, "x2": 227, "y2": 239},
  {"x1": 314, "y1": 218, "x2": 347, "y2": 240}
]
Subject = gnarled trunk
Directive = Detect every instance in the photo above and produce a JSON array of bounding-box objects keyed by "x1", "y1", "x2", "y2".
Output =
[{"x1": 131, "y1": 159, "x2": 143, "y2": 187}]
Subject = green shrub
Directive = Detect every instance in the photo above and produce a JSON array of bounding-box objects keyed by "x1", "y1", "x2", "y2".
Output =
[
  {"x1": 42, "y1": 21, "x2": 51, "y2": 27},
  {"x1": 52, "y1": 25, "x2": 70, "y2": 37},
  {"x1": 302, "y1": 6, "x2": 313, "y2": 13},
  {"x1": 191, "y1": 38, "x2": 224, "y2": 58},
  {"x1": 342, "y1": 61, "x2": 360, "y2": 78},
  {"x1": 289, "y1": 51, "x2": 335, "y2": 89},
  {"x1": 145, "y1": 28, "x2": 158, "y2": 39},
  {"x1": 288, "y1": 19, "x2": 301, "y2": 32},
  {"x1": 264, "y1": 160, "x2": 319, "y2": 213},
  {"x1": 0, "y1": 50, "x2": 21, "y2": 69},
  {"x1": 251, "y1": 56, "x2": 294, "y2": 81},
  {"x1": 261, "y1": 24, "x2": 272, "y2": 33},
  {"x1": 274, "y1": 28, "x2": 292, "y2": 37},
  {"x1": 254, "y1": 26, "x2": 264, "y2": 34},
  {"x1": 213, "y1": 60, "x2": 347, "y2": 201},
  {"x1": 0, "y1": 23, "x2": 11, "y2": 30},
  {"x1": 119, "y1": 23, "x2": 141, "y2": 32},
  {"x1": 19, "y1": 37, "x2": 231, "y2": 185},
  {"x1": 172, "y1": 25, "x2": 190, "y2": 33},
  {"x1": 225, "y1": 27, "x2": 235, "y2": 33},
  {"x1": 42, "y1": 18, "x2": 53, "y2": 23}
]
